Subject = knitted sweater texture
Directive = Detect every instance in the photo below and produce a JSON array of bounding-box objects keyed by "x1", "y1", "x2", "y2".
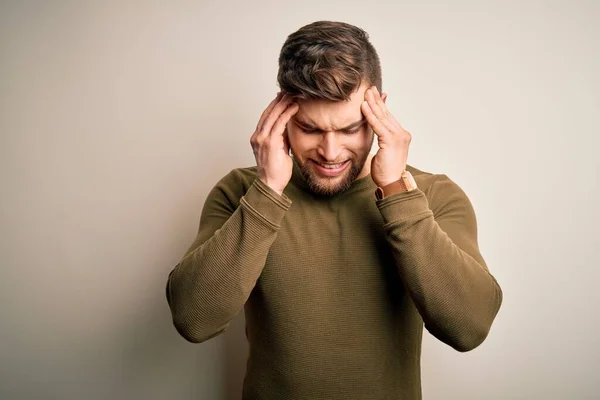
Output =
[{"x1": 166, "y1": 159, "x2": 503, "y2": 400}]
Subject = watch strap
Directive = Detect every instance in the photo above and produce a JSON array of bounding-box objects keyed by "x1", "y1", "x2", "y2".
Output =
[{"x1": 375, "y1": 170, "x2": 417, "y2": 200}]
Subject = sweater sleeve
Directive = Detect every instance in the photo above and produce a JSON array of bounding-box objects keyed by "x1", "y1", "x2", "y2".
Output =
[
  {"x1": 166, "y1": 171, "x2": 291, "y2": 343},
  {"x1": 377, "y1": 174, "x2": 503, "y2": 352}
]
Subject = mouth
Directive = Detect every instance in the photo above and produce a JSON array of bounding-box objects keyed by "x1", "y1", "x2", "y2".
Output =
[{"x1": 311, "y1": 160, "x2": 351, "y2": 177}]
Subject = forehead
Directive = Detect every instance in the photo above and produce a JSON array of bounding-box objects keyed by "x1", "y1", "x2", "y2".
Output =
[{"x1": 293, "y1": 84, "x2": 368, "y2": 129}]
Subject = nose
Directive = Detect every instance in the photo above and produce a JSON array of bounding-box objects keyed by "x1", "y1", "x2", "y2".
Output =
[{"x1": 316, "y1": 131, "x2": 343, "y2": 162}]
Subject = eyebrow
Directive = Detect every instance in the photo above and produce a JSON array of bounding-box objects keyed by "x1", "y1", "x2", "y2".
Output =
[{"x1": 294, "y1": 117, "x2": 366, "y2": 132}]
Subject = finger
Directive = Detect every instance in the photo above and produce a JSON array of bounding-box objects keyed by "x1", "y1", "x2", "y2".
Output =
[
  {"x1": 271, "y1": 101, "x2": 299, "y2": 138},
  {"x1": 375, "y1": 89, "x2": 404, "y2": 131},
  {"x1": 365, "y1": 87, "x2": 387, "y2": 120},
  {"x1": 256, "y1": 92, "x2": 284, "y2": 132},
  {"x1": 379, "y1": 91, "x2": 401, "y2": 129},
  {"x1": 361, "y1": 100, "x2": 390, "y2": 139},
  {"x1": 259, "y1": 94, "x2": 295, "y2": 138},
  {"x1": 365, "y1": 88, "x2": 403, "y2": 134},
  {"x1": 372, "y1": 86, "x2": 388, "y2": 113},
  {"x1": 252, "y1": 93, "x2": 283, "y2": 148}
]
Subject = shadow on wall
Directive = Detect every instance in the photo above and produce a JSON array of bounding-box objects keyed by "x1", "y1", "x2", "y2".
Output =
[
  {"x1": 116, "y1": 291, "x2": 218, "y2": 400},
  {"x1": 224, "y1": 312, "x2": 249, "y2": 400}
]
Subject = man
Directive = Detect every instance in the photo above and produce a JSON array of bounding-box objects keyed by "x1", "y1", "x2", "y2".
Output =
[{"x1": 166, "y1": 20, "x2": 503, "y2": 400}]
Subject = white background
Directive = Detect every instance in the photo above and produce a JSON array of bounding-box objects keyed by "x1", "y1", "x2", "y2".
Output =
[{"x1": 1, "y1": 1, "x2": 599, "y2": 399}]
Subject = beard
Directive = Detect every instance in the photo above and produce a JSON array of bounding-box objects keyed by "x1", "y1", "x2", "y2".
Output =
[{"x1": 292, "y1": 147, "x2": 372, "y2": 197}]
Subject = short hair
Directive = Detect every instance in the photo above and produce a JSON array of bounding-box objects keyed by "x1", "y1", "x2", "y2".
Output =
[{"x1": 277, "y1": 21, "x2": 382, "y2": 101}]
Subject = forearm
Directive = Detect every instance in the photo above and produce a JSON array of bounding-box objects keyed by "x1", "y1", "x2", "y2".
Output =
[
  {"x1": 379, "y1": 187, "x2": 502, "y2": 352},
  {"x1": 167, "y1": 179, "x2": 291, "y2": 343}
]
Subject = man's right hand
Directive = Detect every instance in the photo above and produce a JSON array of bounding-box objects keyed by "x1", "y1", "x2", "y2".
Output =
[{"x1": 250, "y1": 92, "x2": 299, "y2": 195}]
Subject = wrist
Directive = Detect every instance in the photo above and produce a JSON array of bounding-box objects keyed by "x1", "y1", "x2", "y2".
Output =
[
  {"x1": 375, "y1": 170, "x2": 417, "y2": 200},
  {"x1": 258, "y1": 177, "x2": 285, "y2": 196}
]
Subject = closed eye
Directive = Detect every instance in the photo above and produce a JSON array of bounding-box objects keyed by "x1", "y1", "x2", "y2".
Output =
[
  {"x1": 298, "y1": 126, "x2": 320, "y2": 134},
  {"x1": 299, "y1": 127, "x2": 362, "y2": 134},
  {"x1": 294, "y1": 118, "x2": 366, "y2": 135}
]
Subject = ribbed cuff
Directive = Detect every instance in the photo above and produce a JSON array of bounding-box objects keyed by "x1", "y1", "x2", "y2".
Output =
[
  {"x1": 240, "y1": 179, "x2": 292, "y2": 229},
  {"x1": 376, "y1": 189, "x2": 432, "y2": 225}
]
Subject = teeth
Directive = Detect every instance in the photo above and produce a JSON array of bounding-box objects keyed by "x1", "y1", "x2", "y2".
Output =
[{"x1": 320, "y1": 162, "x2": 344, "y2": 169}]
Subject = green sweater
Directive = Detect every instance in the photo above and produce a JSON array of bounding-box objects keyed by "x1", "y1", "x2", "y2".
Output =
[{"x1": 166, "y1": 158, "x2": 503, "y2": 400}]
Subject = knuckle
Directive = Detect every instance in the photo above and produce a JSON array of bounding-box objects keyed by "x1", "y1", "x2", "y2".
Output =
[
  {"x1": 252, "y1": 136, "x2": 265, "y2": 148},
  {"x1": 260, "y1": 139, "x2": 271, "y2": 149},
  {"x1": 272, "y1": 122, "x2": 284, "y2": 133}
]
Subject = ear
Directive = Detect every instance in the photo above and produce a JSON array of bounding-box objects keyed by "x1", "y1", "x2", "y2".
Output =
[{"x1": 381, "y1": 92, "x2": 388, "y2": 103}]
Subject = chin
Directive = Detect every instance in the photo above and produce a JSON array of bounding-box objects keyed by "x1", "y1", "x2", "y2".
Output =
[
  {"x1": 303, "y1": 160, "x2": 360, "y2": 196},
  {"x1": 291, "y1": 148, "x2": 371, "y2": 196}
]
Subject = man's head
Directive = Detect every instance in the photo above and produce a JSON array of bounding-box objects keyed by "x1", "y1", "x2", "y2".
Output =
[{"x1": 277, "y1": 21, "x2": 384, "y2": 196}]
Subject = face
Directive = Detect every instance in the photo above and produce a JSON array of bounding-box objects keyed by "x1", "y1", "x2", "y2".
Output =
[{"x1": 286, "y1": 83, "x2": 381, "y2": 196}]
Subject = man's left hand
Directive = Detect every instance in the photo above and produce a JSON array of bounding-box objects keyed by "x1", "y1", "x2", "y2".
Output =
[{"x1": 361, "y1": 86, "x2": 412, "y2": 188}]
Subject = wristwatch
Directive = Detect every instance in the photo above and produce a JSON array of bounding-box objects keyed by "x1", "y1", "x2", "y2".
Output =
[{"x1": 375, "y1": 170, "x2": 418, "y2": 200}]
